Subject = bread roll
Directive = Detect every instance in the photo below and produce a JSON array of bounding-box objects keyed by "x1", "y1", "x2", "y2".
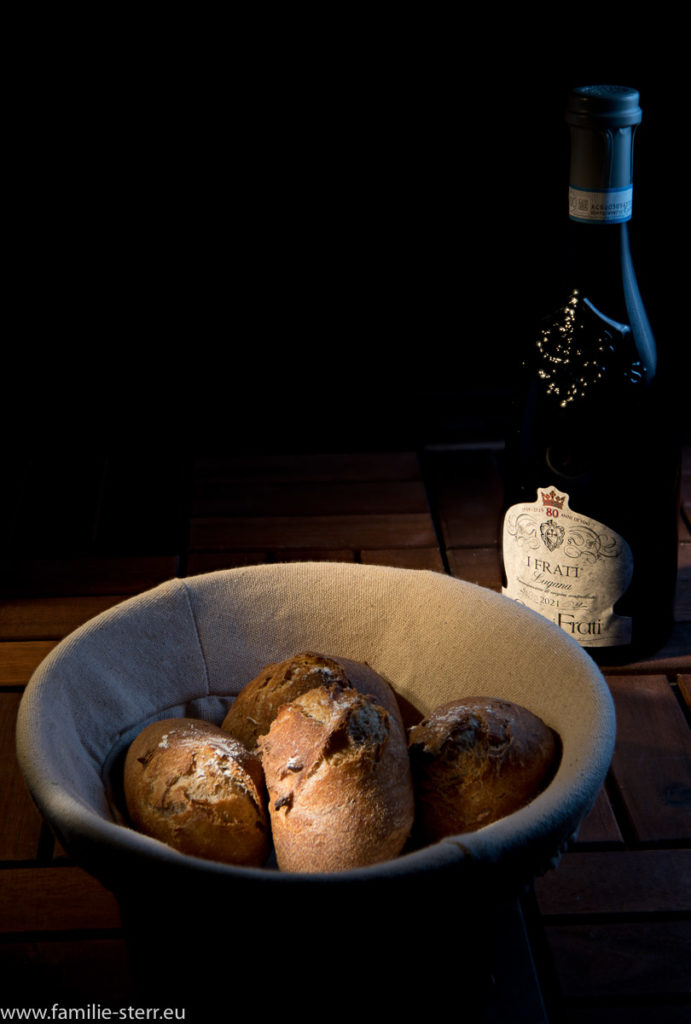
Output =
[
  {"x1": 259, "y1": 683, "x2": 414, "y2": 873},
  {"x1": 408, "y1": 697, "x2": 559, "y2": 842},
  {"x1": 222, "y1": 650, "x2": 403, "y2": 748},
  {"x1": 124, "y1": 717, "x2": 269, "y2": 867}
]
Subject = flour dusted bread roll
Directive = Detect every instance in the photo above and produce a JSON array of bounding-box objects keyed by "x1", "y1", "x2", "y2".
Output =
[
  {"x1": 124, "y1": 718, "x2": 269, "y2": 867},
  {"x1": 259, "y1": 682, "x2": 414, "y2": 873},
  {"x1": 222, "y1": 650, "x2": 404, "y2": 748},
  {"x1": 408, "y1": 698, "x2": 559, "y2": 842}
]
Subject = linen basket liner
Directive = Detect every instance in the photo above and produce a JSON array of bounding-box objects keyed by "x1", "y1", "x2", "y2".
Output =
[{"x1": 15, "y1": 562, "x2": 616, "y2": 883}]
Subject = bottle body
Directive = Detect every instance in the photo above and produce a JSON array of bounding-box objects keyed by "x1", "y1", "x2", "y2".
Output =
[{"x1": 500, "y1": 87, "x2": 680, "y2": 664}]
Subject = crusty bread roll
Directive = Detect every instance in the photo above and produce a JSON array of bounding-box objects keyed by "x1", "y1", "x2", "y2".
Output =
[
  {"x1": 222, "y1": 650, "x2": 404, "y2": 748},
  {"x1": 408, "y1": 697, "x2": 559, "y2": 842},
  {"x1": 123, "y1": 717, "x2": 269, "y2": 867},
  {"x1": 258, "y1": 682, "x2": 414, "y2": 873}
]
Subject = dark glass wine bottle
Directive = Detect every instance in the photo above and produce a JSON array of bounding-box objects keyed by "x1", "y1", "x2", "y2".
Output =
[{"x1": 501, "y1": 84, "x2": 680, "y2": 665}]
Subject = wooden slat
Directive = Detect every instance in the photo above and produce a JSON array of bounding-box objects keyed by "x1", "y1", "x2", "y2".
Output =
[
  {"x1": 535, "y1": 850, "x2": 691, "y2": 915},
  {"x1": 544, "y1": 921, "x2": 691, "y2": 999},
  {"x1": 0, "y1": 693, "x2": 44, "y2": 860},
  {"x1": 607, "y1": 676, "x2": 691, "y2": 842},
  {"x1": 680, "y1": 448, "x2": 691, "y2": 546},
  {"x1": 184, "y1": 550, "x2": 274, "y2": 576},
  {"x1": 678, "y1": 675, "x2": 691, "y2": 714},
  {"x1": 0, "y1": 596, "x2": 126, "y2": 641},
  {"x1": 572, "y1": 785, "x2": 625, "y2": 847},
  {"x1": 603, "y1": 621, "x2": 691, "y2": 675},
  {"x1": 425, "y1": 447, "x2": 504, "y2": 549},
  {"x1": 681, "y1": 514, "x2": 691, "y2": 544},
  {"x1": 266, "y1": 549, "x2": 357, "y2": 564},
  {"x1": 0, "y1": 866, "x2": 122, "y2": 934},
  {"x1": 447, "y1": 546, "x2": 502, "y2": 590},
  {"x1": 184, "y1": 550, "x2": 356, "y2": 576},
  {"x1": 188, "y1": 513, "x2": 438, "y2": 552},
  {"x1": 190, "y1": 479, "x2": 430, "y2": 517},
  {"x1": 0, "y1": 641, "x2": 57, "y2": 686},
  {"x1": 0, "y1": 556, "x2": 177, "y2": 598},
  {"x1": 360, "y1": 548, "x2": 445, "y2": 572},
  {"x1": 675, "y1": 538, "x2": 691, "y2": 621}
]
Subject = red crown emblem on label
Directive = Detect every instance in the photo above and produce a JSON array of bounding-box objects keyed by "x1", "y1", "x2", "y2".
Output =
[{"x1": 541, "y1": 490, "x2": 565, "y2": 509}]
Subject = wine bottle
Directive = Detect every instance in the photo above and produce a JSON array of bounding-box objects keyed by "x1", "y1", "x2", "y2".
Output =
[{"x1": 500, "y1": 84, "x2": 680, "y2": 665}]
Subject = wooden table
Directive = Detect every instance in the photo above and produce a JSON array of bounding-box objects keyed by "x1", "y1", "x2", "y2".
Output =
[{"x1": 2, "y1": 443, "x2": 689, "y2": 1020}]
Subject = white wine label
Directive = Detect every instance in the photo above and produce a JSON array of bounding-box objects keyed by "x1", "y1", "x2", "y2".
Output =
[
  {"x1": 568, "y1": 184, "x2": 633, "y2": 223},
  {"x1": 502, "y1": 485, "x2": 633, "y2": 647}
]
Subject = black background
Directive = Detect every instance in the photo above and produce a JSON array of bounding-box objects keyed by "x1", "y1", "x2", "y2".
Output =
[{"x1": 12, "y1": 18, "x2": 688, "y2": 455}]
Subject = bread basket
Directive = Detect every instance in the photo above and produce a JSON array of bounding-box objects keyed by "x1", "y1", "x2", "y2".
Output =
[{"x1": 16, "y1": 562, "x2": 615, "y2": 1007}]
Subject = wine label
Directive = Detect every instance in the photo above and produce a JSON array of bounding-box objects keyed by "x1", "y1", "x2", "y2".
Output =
[
  {"x1": 502, "y1": 486, "x2": 633, "y2": 647},
  {"x1": 568, "y1": 184, "x2": 633, "y2": 223}
]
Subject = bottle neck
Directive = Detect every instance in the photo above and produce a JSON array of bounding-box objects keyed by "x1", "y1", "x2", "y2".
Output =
[
  {"x1": 563, "y1": 119, "x2": 655, "y2": 375},
  {"x1": 565, "y1": 219, "x2": 630, "y2": 306},
  {"x1": 569, "y1": 122, "x2": 637, "y2": 189},
  {"x1": 568, "y1": 121, "x2": 637, "y2": 226}
]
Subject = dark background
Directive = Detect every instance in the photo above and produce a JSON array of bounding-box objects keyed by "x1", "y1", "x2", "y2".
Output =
[{"x1": 11, "y1": 20, "x2": 688, "y2": 456}]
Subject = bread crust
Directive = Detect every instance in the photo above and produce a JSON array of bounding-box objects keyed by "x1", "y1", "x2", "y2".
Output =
[
  {"x1": 259, "y1": 683, "x2": 414, "y2": 873},
  {"x1": 408, "y1": 697, "x2": 559, "y2": 842},
  {"x1": 123, "y1": 718, "x2": 269, "y2": 867},
  {"x1": 222, "y1": 650, "x2": 403, "y2": 748}
]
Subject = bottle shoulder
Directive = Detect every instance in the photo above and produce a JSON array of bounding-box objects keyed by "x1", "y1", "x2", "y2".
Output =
[{"x1": 517, "y1": 284, "x2": 658, "y2": 413}]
